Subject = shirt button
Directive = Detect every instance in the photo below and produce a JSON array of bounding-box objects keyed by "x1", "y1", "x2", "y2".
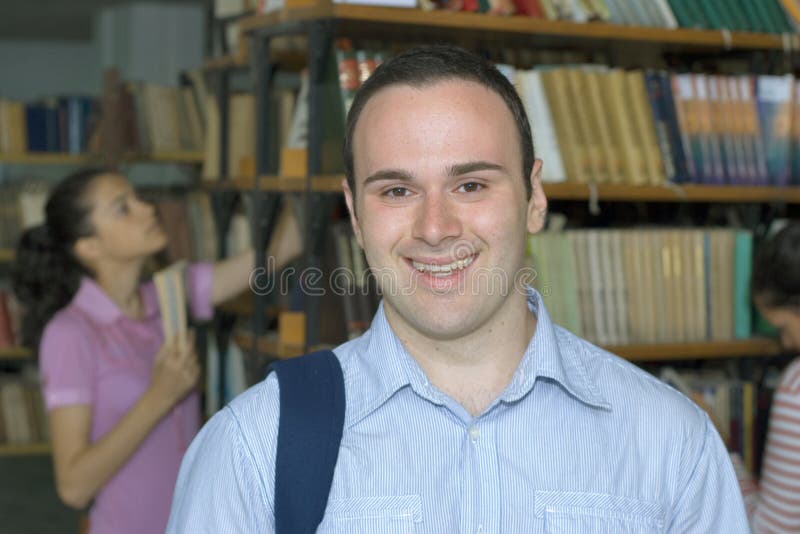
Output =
[{"x1": 469, "y1": 425, "x2": 480, "y2": 440}]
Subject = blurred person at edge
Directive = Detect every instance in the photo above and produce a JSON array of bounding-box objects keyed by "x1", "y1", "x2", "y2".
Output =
[
  {"x1": 731, "y1": 222, "x2": 800, "y2": 533},
  {"x1": 11, "y1": 168, "x2": 301, "y2": 534}
]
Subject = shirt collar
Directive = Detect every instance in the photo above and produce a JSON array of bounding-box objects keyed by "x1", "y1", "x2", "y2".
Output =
[
  {"x1": 501, "y1": 287, "x2": 610, "y2": 410},
  {"x1": 348, "y1": 287, "x2": 610, "y2": 426},
  {"x1": 72, "y1": 276, "x2": 159, "y2": 325}
]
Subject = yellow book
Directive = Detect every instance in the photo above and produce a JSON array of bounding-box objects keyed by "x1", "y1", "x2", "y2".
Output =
[
  {"x1": 567, "y1": 68, "x2": 605, "y2": 183},
  {"x1": 627, "y1": 70, "x2": 666, "y2": 186},
  {"x1": 583, "y1": 69, "x2": 623, "y2": 184},
  {"x1": 541, "y1": 69, "x2": 586, "y2": 183},
  {"x1": 154, "y1": 261, "x2": 188, "y2": 349},
  {"x1": 605, "y1": 69, "x2": 646, "y2": 185}
]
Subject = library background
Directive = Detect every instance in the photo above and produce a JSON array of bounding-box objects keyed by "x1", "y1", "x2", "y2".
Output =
[{"x1": 2, "y1": 0, "x2": 800, "y2": 531}]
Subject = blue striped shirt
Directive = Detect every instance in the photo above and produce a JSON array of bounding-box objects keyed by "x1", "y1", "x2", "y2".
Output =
[{"x1": 168, "y1": 288, "x2": 748, "y2": 533}]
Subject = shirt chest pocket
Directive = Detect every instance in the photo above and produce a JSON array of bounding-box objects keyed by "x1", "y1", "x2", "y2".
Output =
[
  {"x1": 535, "y1": 490, "x2": 665, "y2": 534},
  {"x1": 317, "y1": 495, "x2": 422, "y2": 534}
]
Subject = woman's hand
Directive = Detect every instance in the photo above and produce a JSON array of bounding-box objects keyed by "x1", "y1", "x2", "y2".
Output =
[{"x1": 148, "y1": 332, "x2": 200, "y2": 410}]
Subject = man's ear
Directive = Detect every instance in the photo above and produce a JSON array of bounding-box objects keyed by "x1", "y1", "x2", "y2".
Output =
[
  {"x1": 342, "y1": 178, "x2": 364, "y2": 249},
  {"x1": 526, "y1": 159, "x2": 548, "y2": 234},
  {"x1": 73, "y1": 235, "x2": 101, "y2": 267}
]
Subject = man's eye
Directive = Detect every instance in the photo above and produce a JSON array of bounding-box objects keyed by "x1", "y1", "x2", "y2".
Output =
[
  {"x1": 384, "y1": 187, "x2": 411, "y2": 198},
  {"x1": 459, "y1": 182, "x2": 483, "y2": 193}
]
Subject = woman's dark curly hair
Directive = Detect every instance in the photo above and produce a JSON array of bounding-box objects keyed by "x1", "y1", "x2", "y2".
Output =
[
  {"x1": 752, "y1": 222, "x2": 800, "y2": 310},
  {"x1": 11, "y1": 167, "x2": 110, "y2": 348}
]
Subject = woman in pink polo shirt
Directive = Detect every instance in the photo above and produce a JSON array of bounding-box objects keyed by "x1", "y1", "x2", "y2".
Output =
[{"x1": 11, "y1": 167, "x2": 301, "y2": 533}]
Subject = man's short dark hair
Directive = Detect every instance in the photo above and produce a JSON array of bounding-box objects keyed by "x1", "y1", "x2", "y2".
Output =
[
  {"x1": 752, "y1": 222, "x2": 800, "y2": 309},
  {"x1": 343, "y1": 44, "x2": 535, "y2": 200}
]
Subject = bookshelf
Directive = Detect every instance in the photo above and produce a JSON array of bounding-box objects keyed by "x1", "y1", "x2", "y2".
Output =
[
  {"x1": 239, "y1": 4, "x2": 792, "y2": 51},
  {"x1": 207, "y1": 2, "x2": 800, "y2": 360}
]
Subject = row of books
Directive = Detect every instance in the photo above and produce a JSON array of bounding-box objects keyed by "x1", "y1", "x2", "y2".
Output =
[
  {"x1": 0, "y1": 377, "x2": 48, "y2": 446},
  {"x1": 513, "y1": 67, "x2": 800, "y2": 186},
  {"x1": 0, "y1": 97, "x2": 95, "y2": 154},
  {"x1": 245, "y1": 0, "x2": 797, "y2": 35},
  {"x1": 259, "y1": 42, "x2": 800, "y2": 187},
  {"x1": 124, "y1": 80, "x2": 206, "y2": 154},
  {"x1": 0, "y1": 77, "x2": 207, "y2": 158},
  {"x1": 527, "y1": 228, "x2": 753, "y2": 346},
  {"x1": 660, "y1": 366, "x2": 772, "y2": 476},
  {"x1": 459, "y1": 0, "x2": 800, "y2": 35}
]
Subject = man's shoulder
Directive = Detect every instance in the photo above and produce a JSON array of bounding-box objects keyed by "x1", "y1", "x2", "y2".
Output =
[{"x1": 554, "y1": 326, "x2": 707, "y2": 428}]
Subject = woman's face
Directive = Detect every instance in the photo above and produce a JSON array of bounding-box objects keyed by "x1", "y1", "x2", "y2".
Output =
[
  {"x1": 82, "y1": 173, "x2": 167, "y2": 263},
  {"x1": 756, "y1": 297, "x2": 800, "y2": 352}
]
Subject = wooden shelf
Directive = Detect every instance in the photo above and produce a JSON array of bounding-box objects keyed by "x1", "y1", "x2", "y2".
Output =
[
  {"x1": 233, "y1": 331, "x2": 305, "y2": 359},
  {"x1": 0, "y1": 152, "x2": 92, "y2": 165},
  {"x1": 204, "y1": 53, "x2": 249, "y2": 71},
  {"x1": 0, "y1": 248, "x2": 14, "y2": 263},
  {"x1": 0, "y1": 152, "x2": 204, "y2": 165},
  {"x1": 240, "y1": 5, "x2": 791, "y2": 51},
  {"x1": 608, "y1": 338, "x2": 783, "y2": 361},
  {"x1": 0, "y1": 347, "x2": 33, "y2": 360},
  {"x1": 543, "y1": 182, "x2": 800, "y2": 203},
  {"x1": 130, "y1": 151, "x2": 205, "y2": 164},
  {"x1": 0, "y1": 443, "x2": 50, "y2": 457}
]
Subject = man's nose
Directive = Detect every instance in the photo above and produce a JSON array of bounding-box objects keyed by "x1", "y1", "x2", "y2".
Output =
[{"x1": 411, "y1": 193, "x2": 462, "y2": 246}]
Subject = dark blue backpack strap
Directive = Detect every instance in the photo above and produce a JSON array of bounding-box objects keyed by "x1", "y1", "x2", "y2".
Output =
[{"x1": 269, "y1": 350, "x2": 345, "y2": 534}]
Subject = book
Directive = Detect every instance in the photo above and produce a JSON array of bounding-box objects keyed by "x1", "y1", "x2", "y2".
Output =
[{"x1": 153, "y1": 262, "x2": 188, "y2": 348}]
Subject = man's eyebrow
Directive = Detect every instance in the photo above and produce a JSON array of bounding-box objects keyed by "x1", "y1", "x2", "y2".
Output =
[
  {"x1": 362, "y1": 161, "x2": 507, "y2": 187},
  {"x1": 447, "y1": 161, "x2": 507, "y2": 176},
  {"x1": 363, "y1": 169, "x2": 415, "y2": 187}
]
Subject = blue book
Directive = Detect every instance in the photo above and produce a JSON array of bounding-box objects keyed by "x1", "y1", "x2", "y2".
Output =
[
  {"x1": 25, "y1": 104, "x2": 48, "y2": 152},
  {"x1": 756, "y1": 75, "x2": 794, "y2": 187},
  {"x1": 644, "y1": 71, "x2": 678, "y2": 183},
  {"x1": 58, "y1": 97, "x2": 94, "y2": 154}
]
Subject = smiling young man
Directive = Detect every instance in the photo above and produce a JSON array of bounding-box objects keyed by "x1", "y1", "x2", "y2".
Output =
[{"x1": 167, "y1": 45, "x2": 748, "y2": 532}]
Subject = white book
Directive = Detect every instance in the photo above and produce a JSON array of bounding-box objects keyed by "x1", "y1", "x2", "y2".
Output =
[
  {"x1": 652, "y1": 0, "x2": 678, "y2": 28},
  {"x1": 520, "y1": 70, "x2": 566, "y2": 183}
]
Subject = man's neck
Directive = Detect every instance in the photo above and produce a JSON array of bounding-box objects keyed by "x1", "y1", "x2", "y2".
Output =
[{"x1": 387, "y1": 294, "x2": 537, "y2": 417}]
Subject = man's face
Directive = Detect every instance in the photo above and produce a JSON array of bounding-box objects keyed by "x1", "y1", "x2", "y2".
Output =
[{"x1": 344, "y1": 80, "x2": 547, "y2": 342}]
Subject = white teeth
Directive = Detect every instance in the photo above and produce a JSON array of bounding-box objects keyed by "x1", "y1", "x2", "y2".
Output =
[{"x1": 411, "y1": 255, "x2": 475, "y2": 275}]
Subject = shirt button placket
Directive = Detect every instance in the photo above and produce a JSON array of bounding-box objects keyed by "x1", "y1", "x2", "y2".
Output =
[{"x1": 469, "y1": 425, "x2": 480, "y2": 442}]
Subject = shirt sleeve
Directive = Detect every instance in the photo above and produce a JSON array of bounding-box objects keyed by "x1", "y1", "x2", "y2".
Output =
[
  {"x1": 667, "y1": 413, "x2": 750, "y2": 533},
  {"x1": 752, "y1": 360, "x2": 800, "y2": 533},
  {"x1": 39, "y1": 313, "x2": 95, "y2": 410},
  {"x1": 185, "y1": 262, "x2": 213, "y2": 321},
  {"x1": 167, "y1": 375, "x2": 278, "y2": 533}
]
